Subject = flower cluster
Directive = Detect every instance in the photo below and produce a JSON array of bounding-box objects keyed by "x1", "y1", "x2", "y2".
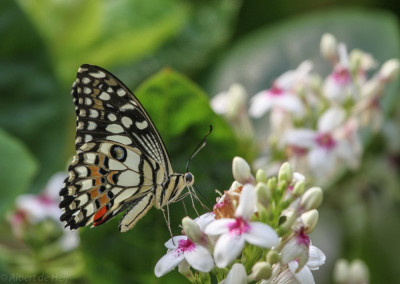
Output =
[
  {"x1": 2, "y1": 172, "x2": 82, "y2": 278},
  {"x1": 211, "y1": 34, "x2": 399, "y2": 182},
  {"x1": 155, "y1": 157, "x2": 325, "y2": 283}
]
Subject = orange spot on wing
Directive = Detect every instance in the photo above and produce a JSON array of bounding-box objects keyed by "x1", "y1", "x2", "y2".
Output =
[
  {"x1": 88, "y1": 166, "x2": 102, "y2": 177},
  {"x1": 107, "y1": 171, "x2": 118, "y2": 185},
  {"x1": 93, "y1": 206, "x2": 107, "y2": 225}
]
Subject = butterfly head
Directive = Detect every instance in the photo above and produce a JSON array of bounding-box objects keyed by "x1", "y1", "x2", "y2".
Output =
[{"x1": 184, "y1": 172, "x2": 194, "y2": 187}]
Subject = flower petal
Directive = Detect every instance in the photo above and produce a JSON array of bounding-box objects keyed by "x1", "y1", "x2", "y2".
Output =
[
  {"x1": 285, "y1": 129, "x2": 317, "y2": 148},
  {"x1": 224, "y1": 263, "x2": 247, "y2": 284},
  {"x1": 307, "y1": 245, "x2": 326, "y2": 270},
  {"x1": 205, "y1": 218, "x2": 234, "y2": 235},
  {"x1": 154, "y1": 250, "x2": 185, "y2": 277},
  {"x1": 249, "y1": 91, "x2": 273, "y2": 118},
  {"x1": 308, "y1": 147, "x2": 336, "y2": 178},
  {"x1": 184, "y1": 245, "x2": 214, "y2": 272},
  {"x1": 214, "y1": 233, "x2": 245, "y2": 268},
  {"x1": 289, "y1": 261, "x2": 315, "y2": 284},
  {"x1": 274, "y1": 95, "x2": 304, "y2": 117},
  {"x1": 164, "y1": 236, "x2": 187, "y2": 250},
  {"x1": 244, "y1": 222, "x2": 279, "y2": 248},
  {"x1": 235, "y1": 184, "x2": 256, "y2": 220},
  {"x1": 195, "y1": 212, "x2": 215, "y2": 231},
  {"x1": 318, "y1": 107, "x2": 345, "y2": 132}
]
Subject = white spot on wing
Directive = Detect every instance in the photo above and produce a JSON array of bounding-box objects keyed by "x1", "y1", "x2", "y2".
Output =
[
  {"x1": 114, "y1": 187, "x2": 139, "y2": 204},
  {"x1": 122, "y1": 117, "x2": 133, "y2": 128},
  {"x1": 136, "y1": 120, "x2": 148, "y2": 130},
  {"x1": 106, "y1": 124, "x2": 124, "y2": 134},
  {"x1": 107, "y1": 135, "x2": 132, "y2": 145},
  {"x1": 75, "y1": 166, "x2": 88, "y2": 177},
  {"x1": 85, "y1": 98, "x2": 92, "y2": 105},
  {"x1": 120, "y1": 103, "x2": 135, "y2": 111},
  {"x1": 84, "y1": 153, "x2": 96, "y2": 164},
  {"x1": 89, "y1": 109, "x2": 99, "y2": 118},
  {"x1": 90, "y1": 71, "x2": 106, "y2": 78},
  {"x1": 108, "y1": 113, "x2": 117, "y2": 121},
  {"x1": 83, "y1": 87, "x2": 92, "y2": 94},
  {"x1": 85, "y1": 134, "x2": 93, "y2": 142},
  {"x1": 99, "y1": 92, "x2": 111, "y2": 100},
  {"x1": 117, "y1": 89, "x2": 126, "y2": 96},
  {"x1": 87, "y1": 121, "x2": 97, "y2": 130},
  {"x1": 82, "y1": 77, "x2": 91, "y2": 84}
]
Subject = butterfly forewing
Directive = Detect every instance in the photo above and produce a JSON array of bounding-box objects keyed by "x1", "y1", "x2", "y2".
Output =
[{"x1": 60, "y1": 64, "x2": 189, "y2": 232}]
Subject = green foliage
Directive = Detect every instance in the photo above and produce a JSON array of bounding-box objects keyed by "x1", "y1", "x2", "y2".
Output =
[
  {"x1": 0, "y1": 128, "x2": 37, "y2": 217},
  {"x1": 80, "y1": 69, "x2": 239, "y2": 284}
]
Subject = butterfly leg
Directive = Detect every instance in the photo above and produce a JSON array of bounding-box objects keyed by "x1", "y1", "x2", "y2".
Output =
[{"x1": 161, "y1": 204, "x2": 175, "y2": 244}]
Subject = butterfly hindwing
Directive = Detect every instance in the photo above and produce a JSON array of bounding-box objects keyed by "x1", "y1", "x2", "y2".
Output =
[{"x1": 60, "y1": 140, "x2": 164, "y2": 230}]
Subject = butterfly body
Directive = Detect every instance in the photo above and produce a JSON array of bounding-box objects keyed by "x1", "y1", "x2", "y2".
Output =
[{"x1": 60, "y1": 64, "x2": 193, "y2": 232}]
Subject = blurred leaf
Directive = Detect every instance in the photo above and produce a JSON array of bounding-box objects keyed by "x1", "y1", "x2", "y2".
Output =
[
  {"x1": 117, "y1": 0, "x2": 241, "y2": 87},
  {"x1": 0, "y1": 128, "x2": 37, "y2": 217},
  {"x1": 206, "y1": 8, "x2": 400, "y2": 108},
  {"x1": 80, "y1": 69, "x2": 239, "y2": 284},
  {"x1": 0, "y1": 1, "x2": 68, "y2": 191},
  {"x1": 17, "y1": 0, "x2": 189, "y2": 82}
]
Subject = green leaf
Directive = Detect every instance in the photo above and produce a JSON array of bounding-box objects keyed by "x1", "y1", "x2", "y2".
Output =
[
  {"x1": 206, "y1": 8, "x2": 400, "y2": 107},
  {"x1": 0, "y1": 128, "x2": 37, "y2": 217},
  {"x1": 0, "y1": 1, "x2": 68, "y2": 191},
  {"x1": 80, "y1": 69, "x2": 239, "y2": 284},
  {"x1": 17, "y1": 0, "x2": 189, "y2": 82}
]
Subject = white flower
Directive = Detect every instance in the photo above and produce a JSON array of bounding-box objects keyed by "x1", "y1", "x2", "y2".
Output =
[
  {"x1": 249, "y1": 61, "x2": 311, "y2": 118},
  {"x1": 287, "y1": 245, "x2": 326, "y2": 284},
  {"x1": 205, "y1": 184, "x2": 279, "y2": 268},
  {"x1": 154, "y1": 236, "x2": 214, "y2": 277},
  {"x1": 155, "y1": 213, "x2": 215, "y2": 277},
  {"x1": 12, "y1": 172, "x2": 79, "y2": 250},
  {"x1": 285, "y1": 107, "x2": 360, "y2": 178},
  {"x1": 323, "y1": 43, "x2": 356, "y2": 102}
]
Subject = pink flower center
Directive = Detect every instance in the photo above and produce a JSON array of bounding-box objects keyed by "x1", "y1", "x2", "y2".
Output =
[
  {"x1": 38, "y1": 195, "x2": 54, "y2": 206},
  {"x1": 176, "y1": 238, "x2": 195, "y2": 255},
  {"x1": 268, "y1": 85, "x2": 284, "y2": 97},
  {"x1": 228, "y1": 217, "x2": 250, "y2": 235},
  {"x1": 296, "y1": 227, "x2": 310, "y2": 247},
  {"x1": 315, "y1": 132, "x2": 336, "y2": 150},
  {"x1": 332, "y1": 66, "x2": 351, "y2": 85}
]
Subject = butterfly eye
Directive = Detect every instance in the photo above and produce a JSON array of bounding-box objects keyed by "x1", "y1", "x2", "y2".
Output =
[
  {"x1": 184, "y1": 172, "x2": 194, "y2": 186},
  {"x1": 110, "y1": 145, "x2": 127, "y2": 162}
]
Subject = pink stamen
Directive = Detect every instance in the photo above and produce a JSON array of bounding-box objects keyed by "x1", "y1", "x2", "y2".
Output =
[
  {"x1": 37, "y1": 195, "x2": 54, "y2": 206},
  {"x1": 296, "y1": 227, "x2": 310, "y2": 247},
  {"x1": 176, "y1": 238, "x2": 195, "y2": 255},
  {"x1": 332, "y1": 66, "x2": 351, "y2": 85},
  {"x1": 228, "y1": 217, "x2": 250, "y2": 235},
  {"x1": 268, "y1": 85, "x2": 284, "y2": 96},
  {"x1": 315, "y1": 133, "x2": 336, "y2": 150}
]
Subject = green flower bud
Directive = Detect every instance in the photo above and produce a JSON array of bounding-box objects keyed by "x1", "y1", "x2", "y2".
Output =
[
  {"x1": 266, "y1": 250, "x2": 279, "y2": 264},
  {"x1": 320, "y1": 33, "x2": 338, "y2": 62},
  {"x1": 278, "y1": 162, "x2": 293, "y2": 184},
  {"x1": 250, "y1": 261, "x2": 272, "y2": 281},
  {"x1": 267, "y1": 177, "x2": 277, "y2": 193},
  {"x1": 256, "y1": 182, "x2": 270, "y2": 207},
  {"x1": 292, "y1": 180, "x2": 305, "y2": 197},
  {"x1": 300, "y1": 187, "x2": 323, "y2": 211},
  {"x1": 256, "y1": 169, "x2": 267, "y2": 183},
  {"x1": 301, "y1": 209, "x2": 319, "y2": 234},
  {"x1": 182, "y1": 217, "x2": 202, "y2": 243}
]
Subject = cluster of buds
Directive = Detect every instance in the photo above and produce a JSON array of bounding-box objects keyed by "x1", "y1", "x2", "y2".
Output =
[
  {"x1": 155, "y1": 157, "x2": 325, "y2": 283},
  {"x1": 3, "y1": 173, "x2": 81, "y2": 277},
  {"x1": 211, "y1": 34, "x2": 399, "y2": 182}
]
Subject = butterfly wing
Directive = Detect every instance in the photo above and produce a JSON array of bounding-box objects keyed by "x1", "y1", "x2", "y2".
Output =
[{"x1": 60, "y1": 64, "x2": 172, "y2": 231}]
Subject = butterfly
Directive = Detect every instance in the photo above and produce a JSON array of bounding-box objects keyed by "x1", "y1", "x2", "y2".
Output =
[{"x1": 59, "y1": 64, "x2": 206, "y2": 232}]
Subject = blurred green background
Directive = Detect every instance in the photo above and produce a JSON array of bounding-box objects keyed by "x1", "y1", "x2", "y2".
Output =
[{"x1": 1, "y1": 0, "x2": 400, "y2": 283}]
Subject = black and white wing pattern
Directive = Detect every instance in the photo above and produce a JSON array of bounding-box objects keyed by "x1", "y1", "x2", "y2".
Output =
[{"x1": 59, "y1": 64, "x2": 193, "y2": 232}]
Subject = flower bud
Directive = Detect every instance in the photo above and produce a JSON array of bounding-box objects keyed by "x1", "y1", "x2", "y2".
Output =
[
  {"x1": 300, "y1": 187, "x2": 323, "y2": 211},
  {"x1": 256, "y1": 169, "x2": 267, "y2": 183},
  {"x1": 278, "y1": 162, "x2": 293, "y2": 184},
  {"x1": 333, "y1": 259, "x2": 350, "y2": 283},
  {"x1": 232, "y1": 156, "x2": 253, "y2": 184},
  {"x1": 320, "y1": 33, "x2": 338, "y2": 62},
  {"x1": 349, "y1": 259, "x2": 369, "y2": 284},
  {"x1": 292, "y1": 180, "x2": 305, "y2": 197},
  {"x1": 250, "y1": 261, "x2": 272, "y2": 281},
  {"x1": 256, "y1": 182, "x2": 270, "y2": 207},
  {"x1": 267, "y1": 249, "x2": 279, "y2": 264},
  {"x1": 267, "y1": 177, "x2": 277, "y2": 193},
  {"x1": 301, "y1": 209, "x2": 319, "y2": 234},
  {"x1": 182, "y1": 217, "x2": 202, "y2": 243},
  {"x1": 380, "y1": 59, "x2": 400, "y2": 82}
]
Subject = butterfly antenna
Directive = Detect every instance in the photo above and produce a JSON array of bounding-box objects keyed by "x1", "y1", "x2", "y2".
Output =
[
  {"x1": 186, "y1": 125, "x2": 213, "y2": 173},
  {"x1": 193, "y1": 184, "x2": 213, "y2": 209}
]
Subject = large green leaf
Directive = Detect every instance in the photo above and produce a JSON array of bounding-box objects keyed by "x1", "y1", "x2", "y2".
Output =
[
  {"x1": 206, "y1": 8, "x2": 400, "y2": 111},
  {"x1": 0, "y1": 128, "x2": 37, "y2": 217},
  {"x1": 0, "y1": 1, "x2": 68, "y2": 191},
  {"x1": 80, "y1": 69, "x2": 239, "y2": 283}
]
